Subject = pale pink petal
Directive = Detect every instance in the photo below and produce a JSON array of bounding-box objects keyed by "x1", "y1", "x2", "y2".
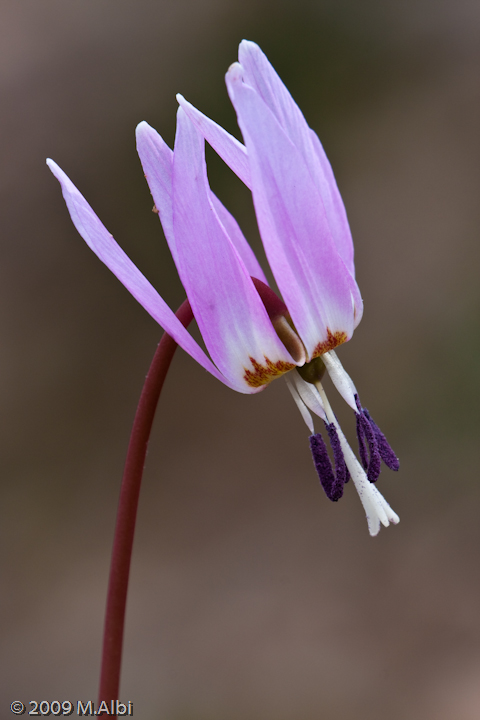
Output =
[
  {"x1": 238, "y1": 41, "x2": 322, "y2": 188},
  {"x1": 134, "y1": 122, "x2": 178, "y2": 266},
  {"x1": 176, "y1": 94, "x2": 251, "y2": 188},
  {"x1": 136, "y1": 121, "x2": 267, "y2": 284},
  {"x1": 239, "y1": 41, "x2": 356, "y2": 279},
  {"x1": 226, "y1": 68, "x2": 355, "y2": 359},
  {"x1": 309, "y1": 130, "x2": 355, "y2": 277},
  {"x1": 207, "y1": 194, "x2": 268, "y2": 284},
  {"x1": 46, "y1": 158, "x2": 235, "y2": 388},
  {"x1": 171, "y1": 108, "x2": 297, "y2": 391}
]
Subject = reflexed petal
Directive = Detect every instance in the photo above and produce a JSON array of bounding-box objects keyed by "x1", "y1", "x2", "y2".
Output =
[
  {"x1": 171, "y1": 108, "x2": 297, "y2": 392},
  {"x1": 46, "y1": 159, "x2": 234, "y2": 387},
  {"x1": 226, "y1": 67, "x2": 355, "y2": 359},
  {"x1": 179, "y1": 56, "x2": 363, "y2": 338},
  {"x1": 239, "y1": 41, "x2": 356, "y2": 278},
  {"x1": 136, "y1": 121, "x2": 267, "y2": 284},
  {"x1": 176, "y1": 94, "x2": 252, "y2": 188},
  {"x1": 209, "y1": 194, "x2": 268, "y2": 284},
  {"x1": 309, "y1": 130, "x2": 355, "y2": 277},
  {"x1": 134, "y1": 122, "x2": 178, "y2": 265},
  {"x1": 238, "y1": 41, "x2": 323, "y2": 192}
]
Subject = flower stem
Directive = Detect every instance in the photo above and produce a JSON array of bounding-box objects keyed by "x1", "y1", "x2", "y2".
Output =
[{"x1": 98, "y1": 299, "x2": 193, "y2": 712}]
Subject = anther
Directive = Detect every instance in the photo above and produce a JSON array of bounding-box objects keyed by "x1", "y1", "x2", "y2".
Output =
[
  {"x1": 355, "y1": 394, "x2": 399, "y2": 477},
  {"x1": 309, "y1": 421, "x2": 350, "y2": 502},
  {"x1": 363, "y1": 408, "x2": 400, "y2": 471},
  {"x1": 309, "y1": 433, "x2": 343, "y2": 501},
  {"x1": 355, "y1": 410, "x2": 369, "y2": 470},
  {"x1": 325, "y1": 421, "x2": 350, "y2": 485}
]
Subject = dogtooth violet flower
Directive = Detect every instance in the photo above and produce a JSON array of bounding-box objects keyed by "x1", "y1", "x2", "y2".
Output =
[{"x1": 47, "y1": 40, "x2": 400, "y2": 536}]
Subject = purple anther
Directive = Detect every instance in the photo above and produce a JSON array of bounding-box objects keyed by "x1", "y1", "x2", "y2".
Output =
[
  {"x1": 361, "y1": 413, "x2": 381, "y2": 482},
  {"x1": 309, "y1": 434, "x2": 344, "y2": 502},
  {"x1": 354, "y1": 394, "x2": 381, "y2": 483},
  {"x1": 355, "y1": 394, "x2": 362, "y2": 413},
  {"x1": 363, "y1": 409, "x2": 400, "y2": 471},
  {"x1": 355, "y1": 411, "x2": 369, "y2": 470},
  {"x1": 325, "y1": 421, "x2": 350, "y2": 485}
]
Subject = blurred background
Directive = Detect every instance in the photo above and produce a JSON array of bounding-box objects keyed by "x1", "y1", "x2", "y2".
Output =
[{"x1": 1, "y1": 0, "x2": 480, "y2": 718}]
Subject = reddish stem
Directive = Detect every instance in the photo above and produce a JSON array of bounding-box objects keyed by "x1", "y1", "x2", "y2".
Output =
[{"x1": 98, "y1": 299, "x2": 193, "y2": 714}]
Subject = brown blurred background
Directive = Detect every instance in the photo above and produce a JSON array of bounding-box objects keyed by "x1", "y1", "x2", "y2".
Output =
[{"x1": 1, "y1": 0, "x2": 480, "y2": 718}]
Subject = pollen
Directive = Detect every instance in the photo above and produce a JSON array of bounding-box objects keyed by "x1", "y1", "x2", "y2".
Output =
[
  {"x1": 312, "y1": 329, "x2": 348, "y2": 358},
  {"x1": 244, "y1": 356, "x2": 296, "y2": 388}
]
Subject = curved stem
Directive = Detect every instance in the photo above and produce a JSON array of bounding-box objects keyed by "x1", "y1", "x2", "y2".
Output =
[{"x1": 98, "y1": 299, "x2": 194, "y2": 712}]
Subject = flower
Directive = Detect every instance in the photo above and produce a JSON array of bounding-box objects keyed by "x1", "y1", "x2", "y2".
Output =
[{"x1": 47, "y1": 40, "x2": 399, "y2": 535}]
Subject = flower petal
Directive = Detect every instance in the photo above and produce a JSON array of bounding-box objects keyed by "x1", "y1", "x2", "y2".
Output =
[
  {"x1": 171, "y1": 108, "x2": 297, "y2": 392},
  {"x1": 208, "y1": 194, "x2": 268, "y2": 284},
  {"x1": 134, "y1": 122, "x2": 178, "y2": 267},
  {"x1": 308, "y1": 130, "x2": 355, "y2": 277},
  {"x1": 239, "y1": 40, "x2": 356, "y2": 278},
  {"x1": 135, "y1": 121, "x2": 267, "y2": 284},
  {"x1": 46, "y1": 158, "x2": 234, "y2": 388},
  {"x1": 226, "y1": 65, "x2": 355, "y2": 359},
  {"x1": 238, "y1": 41, "x2": 323, "y2": 192},
  {"x1": 176, "y1": 94, "x2": 252, "y2": 189}
]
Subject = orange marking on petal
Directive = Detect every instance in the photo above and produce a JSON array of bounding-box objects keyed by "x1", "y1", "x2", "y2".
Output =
[
  {"x1": 311, "y1": 329, "x2": 348, "y2": 359},
  {"x1": 244, "y1": 356, "x2": 296, "y2": 388}
]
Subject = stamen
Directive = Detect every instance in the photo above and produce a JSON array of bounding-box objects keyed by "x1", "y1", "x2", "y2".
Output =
[
  {"x1": 325, "y1": 421, "x2": 350, "y2": 485},
  {"x1": 322, "y1": 350, "x2": 357, "y2": 410},
  {"x1": 355, "y1": 410, "x2": 369, "y2": 470},
  {"x1": 355, "y1": 394, "x2": 399, "y2": 474},
  {"x1": 285, "y1": 375, "x2": 314, "y2": 434},
  {"x1": 355, "y1": 407, "x2": 382, "y2": 483},
  {"x1": 363, "y1": 408, "x2": 400, "y2": 471},
  {"x1": 291, "y1": 371, "x2": 327, "y2": 423},
  {"x1": 354, "y1": 394, "x2": 362, "y2": 414},
  {"x1": 309, "y1": 433, "x2": 344, "y2": 502},
  {"x1": 355, "y1": 393, "x2": 382, "y2": 482},
  {"x1": 314, "y1": 380, "x2": 400, "y2": 535}
]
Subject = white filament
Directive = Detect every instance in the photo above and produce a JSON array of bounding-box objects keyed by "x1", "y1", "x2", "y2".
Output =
[
  {"x1": 290, "y1": 373, "x2": 327, "y2": 423},
  {"x1": 285, "y1": 375, "x2": 315, "y2": 434},
  {"x1": 322, "y1": 350, "x2": 358, "y2": 410}
]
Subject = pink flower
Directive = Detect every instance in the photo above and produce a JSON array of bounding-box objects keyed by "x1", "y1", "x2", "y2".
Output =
[{"x1": 47, "y1": 41, "x2": 399, "y2": 535}]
